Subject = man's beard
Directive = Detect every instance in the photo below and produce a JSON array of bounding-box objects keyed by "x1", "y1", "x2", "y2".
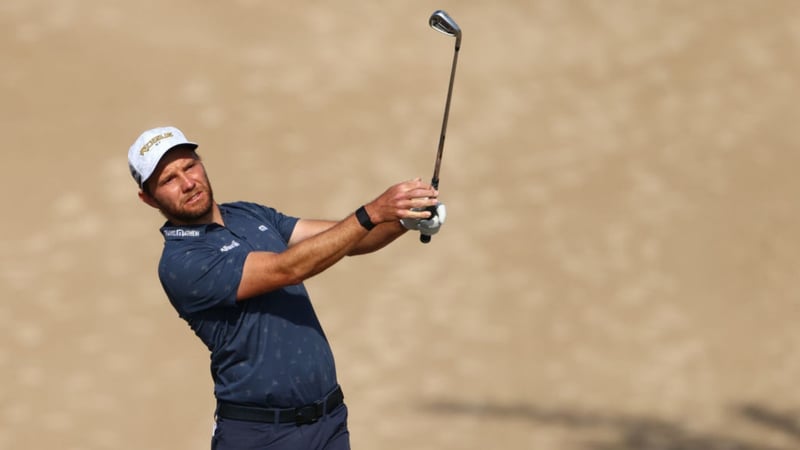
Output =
[{"x1": 156, "y1": 185, "x2": 215, "y2": 224}]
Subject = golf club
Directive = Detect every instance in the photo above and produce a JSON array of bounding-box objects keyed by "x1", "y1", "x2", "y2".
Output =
[{"x1": 421, "y1": 9, "x2": 461, "y2": 244}]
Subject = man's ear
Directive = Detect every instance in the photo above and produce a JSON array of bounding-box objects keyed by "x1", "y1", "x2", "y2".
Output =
[{"x1": 138, "y1": 189, "x2": 159, "y2": 209}]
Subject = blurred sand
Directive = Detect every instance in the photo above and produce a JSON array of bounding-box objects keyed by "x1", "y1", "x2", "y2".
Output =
[{"x1": 3, "y1": 1, "x2": 800, "y2": 449}]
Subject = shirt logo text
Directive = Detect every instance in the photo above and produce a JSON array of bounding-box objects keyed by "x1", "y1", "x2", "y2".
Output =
[
  {"x1": 163, "y1": 229, "x2": 200, "y2": 238},
  {"x1": 220, "y1": 240, "x2": 241, "y2": 252}
]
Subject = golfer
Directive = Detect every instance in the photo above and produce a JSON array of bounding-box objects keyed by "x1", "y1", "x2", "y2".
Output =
[{"x1": 128, "y1": 126, "x2": 446, "y2": 450}]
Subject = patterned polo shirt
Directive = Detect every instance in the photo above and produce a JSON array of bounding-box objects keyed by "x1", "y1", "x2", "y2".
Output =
[{"x1": 157, "y1": 201, "x2": 338, "y2": 407}]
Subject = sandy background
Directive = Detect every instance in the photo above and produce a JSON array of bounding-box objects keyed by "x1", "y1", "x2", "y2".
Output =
[{"x1": 3, "y1": 1, "x2": 800, "y2": 449}]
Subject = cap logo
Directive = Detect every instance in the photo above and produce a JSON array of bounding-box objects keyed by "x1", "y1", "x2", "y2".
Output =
[{"x1": 139, "y1": 131, "x2": 174, "y2": 156}]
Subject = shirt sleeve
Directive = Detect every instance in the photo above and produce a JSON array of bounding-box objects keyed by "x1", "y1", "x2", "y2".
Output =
[
  {"x1": 158, "y1": 242, "x2": 248, "y2": 315},
  {"x1": 244, "y1": 202, "x2": 299, "y2": 243}
]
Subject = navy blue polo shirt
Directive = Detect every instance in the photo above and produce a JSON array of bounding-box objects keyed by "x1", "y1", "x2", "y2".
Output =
[{"x1": 157, "y1": 201, "x2": 338, "y2": 408}]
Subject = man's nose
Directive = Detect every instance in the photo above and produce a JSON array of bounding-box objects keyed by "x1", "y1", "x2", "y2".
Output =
[{"x1": 178, "y1": 173, "x2": 196, "y2": 191}]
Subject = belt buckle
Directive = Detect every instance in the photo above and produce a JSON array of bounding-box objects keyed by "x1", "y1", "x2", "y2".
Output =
[{"x1": 294, "y1": 404, "x2": 320, "y2": 425}]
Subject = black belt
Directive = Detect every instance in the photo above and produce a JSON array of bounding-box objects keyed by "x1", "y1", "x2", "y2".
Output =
[{"x1": 216, "y1": 386, "x2": 344, "y2": 425}]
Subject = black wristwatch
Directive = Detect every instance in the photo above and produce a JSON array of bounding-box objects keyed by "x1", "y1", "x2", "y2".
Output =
[{"x1": 355, "y1": 206, "x2": 375, "y2": 230}]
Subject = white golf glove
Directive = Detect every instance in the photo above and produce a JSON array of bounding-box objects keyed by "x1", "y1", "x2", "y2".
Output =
[{"x1": 400, "y1": 203, "x2": 447, "y2": 236}]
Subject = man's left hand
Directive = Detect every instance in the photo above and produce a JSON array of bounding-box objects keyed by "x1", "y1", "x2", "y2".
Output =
[{"x1": 401, "y1": 203, "x2": 447, "y2": 236}]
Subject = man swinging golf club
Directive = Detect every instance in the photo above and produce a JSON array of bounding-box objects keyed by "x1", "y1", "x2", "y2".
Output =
[{"x1": 128, "y1": 10, "x2": 459, "y2": 450}]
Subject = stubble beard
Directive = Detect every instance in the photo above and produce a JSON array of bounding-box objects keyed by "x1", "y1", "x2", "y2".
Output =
[{"x1": 156, "y1": 183, "x2": 215, "y2": 225}]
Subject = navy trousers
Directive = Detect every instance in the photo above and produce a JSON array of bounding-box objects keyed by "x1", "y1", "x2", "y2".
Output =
[{"x1": 211, "y1": 403, "x2": 350, "y2": 450}]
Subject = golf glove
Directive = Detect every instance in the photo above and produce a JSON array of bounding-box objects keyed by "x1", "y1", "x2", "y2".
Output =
[{"x1": 400, "y1": 203, "x2": 447, "y2": 236}]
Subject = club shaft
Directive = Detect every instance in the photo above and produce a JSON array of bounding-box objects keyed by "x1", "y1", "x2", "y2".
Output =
[
  {"x1": 422, "y1": 38, "x2": 460, "y2": 244},
  {"x1": 430, "y1": 41, "x2": 460, "y2": 190}
]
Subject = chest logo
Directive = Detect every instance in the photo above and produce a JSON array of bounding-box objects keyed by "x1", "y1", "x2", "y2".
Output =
[{"x1": 220, "y1": 240, "x2": 241, "y2": 252}]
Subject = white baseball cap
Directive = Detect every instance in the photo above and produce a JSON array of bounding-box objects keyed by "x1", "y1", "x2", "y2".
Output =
[{"x1": 128, "y1": 126, "x2": 198, "y2": 188}]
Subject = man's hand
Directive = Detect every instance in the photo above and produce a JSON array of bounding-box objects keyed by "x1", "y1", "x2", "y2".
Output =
[
  {"x1": 401, "y1": 203, "x2": 447, "y2": 236},
  {"x1": 363, "y1": 178, "x2": 439, "y2": 224}
]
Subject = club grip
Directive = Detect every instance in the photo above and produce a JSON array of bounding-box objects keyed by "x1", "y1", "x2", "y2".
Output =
[{"x1": 419, "y1": 204, "x2": 438, "y2": 244}]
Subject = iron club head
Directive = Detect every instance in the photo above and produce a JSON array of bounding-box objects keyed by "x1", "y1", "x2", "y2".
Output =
[{"x1": 429, "y1": 10, "x2": 461, "y2": 40}]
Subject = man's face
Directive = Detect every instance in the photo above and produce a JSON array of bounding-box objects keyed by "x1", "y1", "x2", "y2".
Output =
[{"x1": 141, "y1": 146, "x2": 214, "y2": 224}]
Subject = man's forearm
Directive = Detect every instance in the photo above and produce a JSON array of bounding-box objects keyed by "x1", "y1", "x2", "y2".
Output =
[
  {"x1": 348, "y1": 221, "x2": 408, "y2": 256},
  {"x1": 282, "y1": 214, "x2": 372, "y2": 280},
  {"x1": 238, "y1": 214, "x2": 369, "y2": 299}
]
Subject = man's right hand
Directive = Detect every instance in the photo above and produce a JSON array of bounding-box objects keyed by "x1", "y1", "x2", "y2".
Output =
[{"x1": 363, "y1": 178, "x2": 439, "y2": 224}]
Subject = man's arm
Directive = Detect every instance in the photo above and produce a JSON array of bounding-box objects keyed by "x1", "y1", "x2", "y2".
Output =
[
  {"x1": 348, "y1": 221, "x2": 408, "y2": 255},
  {"x1": 288, "y1": 219, "x2": 408, "y2": 256},
  {"x1": 236, "y1": 179, "x2": 437, "y2": 300}
]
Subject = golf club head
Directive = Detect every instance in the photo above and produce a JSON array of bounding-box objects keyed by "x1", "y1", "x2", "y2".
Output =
[{"x1": 429, "y1": 10, "x2": 461, "y2": 39}]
